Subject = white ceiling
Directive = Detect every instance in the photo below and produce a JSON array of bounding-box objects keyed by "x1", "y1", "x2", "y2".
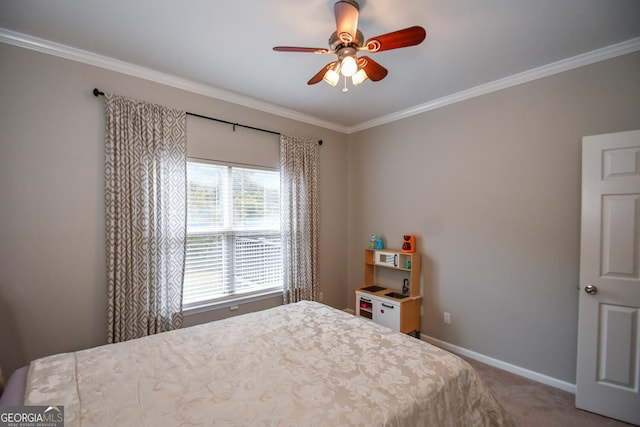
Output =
[{"x1": 1, "y1": 0, "x2": 639, "y2": 133}]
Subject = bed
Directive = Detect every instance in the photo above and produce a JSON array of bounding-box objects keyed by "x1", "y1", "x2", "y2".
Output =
[{"x1": 13, "y1": 301, "x2": 513, "y2": 426}]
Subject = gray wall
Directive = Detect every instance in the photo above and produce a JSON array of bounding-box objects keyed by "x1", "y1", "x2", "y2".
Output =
[
  {"x1": 346, "y1": 51, "x2": 640, "y2": 383},
  {"x1": 2, "y1": 39, "x2": 639, "y2": 387},
  {"x1": 0, "y1": 42, "x2": 348, "y2": 375}
]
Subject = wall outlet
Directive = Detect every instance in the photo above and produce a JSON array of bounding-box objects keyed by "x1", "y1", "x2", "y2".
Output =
[
  {"x1": 444, "y1": 312, "x2": 451, "y2": 324},
  {"x1": 319, "y1": 292, "x2": 324, "y2": 301}
]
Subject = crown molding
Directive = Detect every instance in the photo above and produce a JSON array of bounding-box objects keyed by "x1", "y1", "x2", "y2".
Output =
[
  {"x1": 0, "y1": 28, "x2": 350, "y2": 134},
  {"x1": 347, "y1": 37, "x2": 640, "y2": 133},
  {"x1": 1, "y1": 27, "x2": 638, "y2": 135}
]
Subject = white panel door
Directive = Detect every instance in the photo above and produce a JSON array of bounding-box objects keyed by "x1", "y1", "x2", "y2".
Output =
[{"x1": 576, "y1": 130, "x2": 640, "y2": 425}]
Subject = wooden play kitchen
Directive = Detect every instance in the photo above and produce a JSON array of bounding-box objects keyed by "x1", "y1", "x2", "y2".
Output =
[{"x1": 355, "y1": 247, "x2": 421, "y2": 336}]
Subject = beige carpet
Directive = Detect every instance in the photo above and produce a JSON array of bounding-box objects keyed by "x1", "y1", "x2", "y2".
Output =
[{"x1": 462, "y1": 356, "x2": 636, "y2": 427}]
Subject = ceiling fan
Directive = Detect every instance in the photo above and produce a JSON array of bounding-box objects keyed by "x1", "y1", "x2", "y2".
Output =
[{"x1": 273, "y1": 0, "x2": 426, "y2": 92}]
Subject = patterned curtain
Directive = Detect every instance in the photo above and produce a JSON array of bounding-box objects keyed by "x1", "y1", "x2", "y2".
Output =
[
  {"x1": 280, "y1": 135, "x2": 320, "y2": 304},
  {"x1": 104, "y1": 94, "x2": 187, "y2": 343}
]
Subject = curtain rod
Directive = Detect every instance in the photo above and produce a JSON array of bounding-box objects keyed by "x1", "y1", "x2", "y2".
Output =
[{"x1": 93, "y1": 88, "x2": 322, "y2": 145}]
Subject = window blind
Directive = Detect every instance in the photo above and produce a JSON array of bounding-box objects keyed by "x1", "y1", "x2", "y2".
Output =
[{"x1": 183, "y1": 161, "x2": 282, "y2": 307}]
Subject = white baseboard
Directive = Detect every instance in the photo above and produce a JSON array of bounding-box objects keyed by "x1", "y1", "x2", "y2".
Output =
[{"x1": 421, "y1": 335, "x2": 576, "y2": 394}]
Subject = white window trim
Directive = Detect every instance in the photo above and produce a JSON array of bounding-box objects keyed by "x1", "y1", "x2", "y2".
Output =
[
  {"x1": 183, "y1": 288, "x2": 283, "y2": 315},
  {"x1": 183, "y1": 157, "x2": 283, "y2": 312}
]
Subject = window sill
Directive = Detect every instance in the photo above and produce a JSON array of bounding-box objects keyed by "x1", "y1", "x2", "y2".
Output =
[{"x1": 183, "y1": 289, "x2": 283, "y2": 316}]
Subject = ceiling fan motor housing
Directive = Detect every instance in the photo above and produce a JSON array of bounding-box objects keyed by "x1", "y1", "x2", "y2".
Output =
[{"x1": 329, "y1": 30, "x2": 364, "y2": 52}]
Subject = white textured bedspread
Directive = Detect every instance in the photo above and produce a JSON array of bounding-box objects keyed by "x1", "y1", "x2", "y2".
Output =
[{"x1": 25, "y1": 301, "x2": 513, "y2": 426}]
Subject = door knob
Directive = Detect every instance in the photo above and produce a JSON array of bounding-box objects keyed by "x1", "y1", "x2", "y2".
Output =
[{"x1": 584, "y1": 285, "x2": 598, "y2": 295}]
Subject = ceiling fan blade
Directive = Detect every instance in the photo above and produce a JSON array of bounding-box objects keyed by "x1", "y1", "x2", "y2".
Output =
[
  {"x1": 364, "y1": 26, "x2": 426, "y2": 52},
  {"x1": 334, "y1": 0, "x2": 359, "y2": 44},
  {"x1": 358, "y1": 56, "x2": 388, "y2": 81},
  {"x1": 273, "y1": 46, "x2": 331, "y2": 54},
  {"x1": 308, "y1": 62, "x2": 337, "y2": 85}
]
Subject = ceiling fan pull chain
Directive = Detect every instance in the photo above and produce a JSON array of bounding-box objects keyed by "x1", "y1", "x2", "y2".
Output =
[{"x1": 343, "y1": 76, "x2": 349, "y2": 93}]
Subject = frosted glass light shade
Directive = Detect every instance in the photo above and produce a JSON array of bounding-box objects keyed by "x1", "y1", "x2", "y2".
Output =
[
  {"x1": 352, "y1": 68, "x2": 368, "y2": 86},
  {"x1": 340, "y1": 56, "x2": 357, "y2": 77},
  {"x1": 323, "y1": 69, "x2": 340, "y2": 87}
]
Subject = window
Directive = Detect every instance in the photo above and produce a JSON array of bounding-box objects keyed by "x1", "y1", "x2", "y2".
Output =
[{"x1": 183, "y1": 160, "x2": 282, "y2": 308}]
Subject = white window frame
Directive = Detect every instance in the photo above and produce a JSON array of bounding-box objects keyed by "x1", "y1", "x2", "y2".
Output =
[{"x1": 183, "y1": 158, "x2": 282, "y2": 311}]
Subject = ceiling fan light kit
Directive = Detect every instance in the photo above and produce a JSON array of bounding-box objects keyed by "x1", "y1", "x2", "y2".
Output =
[
  {"x1": 273, "y1": 0, "x2": 426, "y2": 93},
  {"x1": 323, "y1": 64, "x2": 340, "y2": 87}
]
